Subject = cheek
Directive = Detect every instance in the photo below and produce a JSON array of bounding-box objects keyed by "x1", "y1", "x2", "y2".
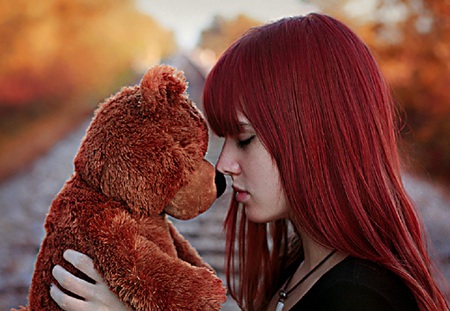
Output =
[
  {"x1": 277, "y1": 191, "x2": 290, "y2": 216},
  {"x1": 267, "y1": 164, "x2": 289, "y2": 213},
  {"x1": 256, "y1": 165, "x2": 287, "y2": 206}
]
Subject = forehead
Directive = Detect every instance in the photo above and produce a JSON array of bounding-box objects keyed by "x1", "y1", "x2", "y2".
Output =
[
  {"x1": 237, "y1": 113, "x2": 255, "y2": 132},
  {"x1": 237, "y1": 113, "x2": 249, "y2": 125}
]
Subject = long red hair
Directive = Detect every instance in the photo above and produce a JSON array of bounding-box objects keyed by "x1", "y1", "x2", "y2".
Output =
[{"x1": 203, "y1": 13, "x2": 448, "y2": 311}]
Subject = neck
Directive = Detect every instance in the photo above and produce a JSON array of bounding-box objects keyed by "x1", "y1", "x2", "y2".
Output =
[
  {"x1": 268, "y1": 229, "x2": 348, "y2": 310},
  {"x1": 298, "y1": 229, "x2": 332, "y2": 270}
]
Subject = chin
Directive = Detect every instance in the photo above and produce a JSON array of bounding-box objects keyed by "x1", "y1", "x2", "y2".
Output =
[{"x1": 244, "y1": 208, "x2": 285, "y2": 224}]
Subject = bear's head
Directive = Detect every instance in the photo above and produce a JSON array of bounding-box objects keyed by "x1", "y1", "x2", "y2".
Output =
[{"x1": 74, "y1": 65, "x2": 224, "y2": 219}]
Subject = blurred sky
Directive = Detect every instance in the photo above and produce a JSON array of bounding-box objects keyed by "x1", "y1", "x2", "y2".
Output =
[{"x1": 136, "y1": 0, "x2": 319, "y2": 49}]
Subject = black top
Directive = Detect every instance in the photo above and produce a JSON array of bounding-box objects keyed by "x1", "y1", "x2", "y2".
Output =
[{"x1": 290, "y1": 257, "x2": 419, "y2": 310}]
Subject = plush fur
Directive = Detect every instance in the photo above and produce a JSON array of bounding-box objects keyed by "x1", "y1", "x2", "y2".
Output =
[{"x1": 13, "y1": 65, "x2": 227, "y2": 310}]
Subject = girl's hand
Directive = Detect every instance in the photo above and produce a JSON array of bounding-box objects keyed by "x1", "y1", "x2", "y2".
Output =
[{"x1": 50, "y1": 249, "x2": 131, "y2": 311}]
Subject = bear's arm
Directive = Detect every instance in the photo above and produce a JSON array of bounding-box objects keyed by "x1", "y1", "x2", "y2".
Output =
[
  {"x1": 88, "y1": 208, "x2": 226, "y2": 311},
  {"x1": 167, "y1": 220, "x2": 214, "y2": 271}
]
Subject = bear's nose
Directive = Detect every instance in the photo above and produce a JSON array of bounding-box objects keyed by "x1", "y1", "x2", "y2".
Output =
[{"x1": 215, "y1": 170, "x2": 226, "y2": 198}]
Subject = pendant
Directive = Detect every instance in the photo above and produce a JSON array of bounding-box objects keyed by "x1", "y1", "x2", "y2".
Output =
[
  {"x1": 276, "y1": 290, "x2": 287, "y2": 311},
  {"x1": 275, "y1": 301, "x2": 285, "y2": 311}
]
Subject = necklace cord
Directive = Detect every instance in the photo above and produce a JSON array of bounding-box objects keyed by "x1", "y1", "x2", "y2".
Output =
[{"x1": 280, "y1": 249, "x2": 337, "y2": 298}]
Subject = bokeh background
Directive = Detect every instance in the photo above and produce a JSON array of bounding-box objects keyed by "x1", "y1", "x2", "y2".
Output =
[{"x1": 0, "y1": 0, "x2": 449, "y2": 309}]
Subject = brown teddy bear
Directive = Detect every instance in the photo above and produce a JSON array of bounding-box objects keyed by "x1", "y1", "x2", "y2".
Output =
[{"x1": 13, "y1": 65, "x2": 227, "y2": 311}]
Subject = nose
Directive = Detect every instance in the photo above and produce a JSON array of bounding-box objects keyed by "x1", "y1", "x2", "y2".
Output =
[{"x1": 216, "y1": 140, "x2": 241, "y2": 176}]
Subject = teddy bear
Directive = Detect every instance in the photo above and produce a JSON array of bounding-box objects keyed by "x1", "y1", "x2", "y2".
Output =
[{"x1": 13, "y1": 65, "x2": 227, "y2": 311}]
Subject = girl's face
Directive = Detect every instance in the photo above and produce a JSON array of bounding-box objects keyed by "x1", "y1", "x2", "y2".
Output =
[{"x1": 216, "y1": 113, "x2": 289, "y2": 223}]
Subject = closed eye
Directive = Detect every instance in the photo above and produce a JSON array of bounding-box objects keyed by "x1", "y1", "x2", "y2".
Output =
[{"x1": 237, "y1": 135, "x2": 255, "y2": 149}]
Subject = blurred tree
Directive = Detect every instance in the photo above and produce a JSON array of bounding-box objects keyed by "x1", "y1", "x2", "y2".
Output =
[
  {"x1": 198, "y1": 14, "x2": 261, "y2": 59},
  {"x1": 305, "y1": 0, "x2": 450, "y2": 184},
  {"x1": 0, "y1": 0, "x2": 175, "y2": 110},
  {"x1": 0, "y1": 0, "x2": 176, "y2": 182}
]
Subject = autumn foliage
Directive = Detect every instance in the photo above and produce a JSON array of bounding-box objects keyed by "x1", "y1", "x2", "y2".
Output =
[
  {"x1": 198, "y1": 14, "x2": 262, "y2": 59},
  {"x1": 1, "y1": 0, "x2": 449, "y2": 186},
  {"x1": 0, "y1": 0, "x2": 175, "y2": 110},
  {"x1": 0, "y1": 0, "x2": 176, "y2": 181}
]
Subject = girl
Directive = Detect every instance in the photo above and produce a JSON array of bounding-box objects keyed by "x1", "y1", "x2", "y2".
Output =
[{"x1": 50, "y1": 13, "x2": 448, "y2": 310}]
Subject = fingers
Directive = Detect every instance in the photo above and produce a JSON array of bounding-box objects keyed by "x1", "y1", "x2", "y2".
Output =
[
  {"x1": 50, "y1": 283, "x2": 89, "y2": 311},
  {"x1": 51, "y1": 267, "x2": 133, "y2": 311},
  {"x1": 52, "y1": 264, "x2": 95, "y2": 300},
  {"x1": 63, "y1": 249, "x2": 103, "y2": 283},
  {"x1": 51, "y1": 250, "x2": 132, "y2": 311}
]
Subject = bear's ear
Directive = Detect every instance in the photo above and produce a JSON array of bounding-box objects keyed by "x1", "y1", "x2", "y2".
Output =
[{"x1": 140, "y1": 65, "x2": 187, "y2": 108}]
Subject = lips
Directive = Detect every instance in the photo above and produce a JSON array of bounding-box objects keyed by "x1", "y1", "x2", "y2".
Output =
[{"x1": 232, "y1": 185, "x2": 249, "y2": 203}]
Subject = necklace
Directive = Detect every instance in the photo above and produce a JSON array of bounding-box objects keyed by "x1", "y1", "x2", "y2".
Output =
[{"x1": 275, "y1": 249, "x2": 337, "y2": 311}]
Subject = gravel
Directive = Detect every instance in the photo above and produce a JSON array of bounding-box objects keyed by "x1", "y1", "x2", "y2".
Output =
[{"x1": 1, "y1": 120, "x2": 448, "y2": 310}]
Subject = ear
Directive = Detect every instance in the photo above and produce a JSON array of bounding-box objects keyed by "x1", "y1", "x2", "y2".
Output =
[{"x1": 139, "y1": 64, "x2": 188, "y2": 110}]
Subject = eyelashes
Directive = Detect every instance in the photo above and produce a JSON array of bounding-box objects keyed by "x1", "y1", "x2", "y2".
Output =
[{"x1": 237, "y1": 135, "x2": 255, "y2": 149}]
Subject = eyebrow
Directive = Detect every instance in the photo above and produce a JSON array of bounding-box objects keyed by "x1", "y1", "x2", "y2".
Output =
[{"x1": 239, "y1": 122, "x2": 252, "y2": 127}]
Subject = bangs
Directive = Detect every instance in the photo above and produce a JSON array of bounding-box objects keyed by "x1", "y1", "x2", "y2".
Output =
[
  {"x1": 203, "y1": 39, "x2": 251, "y2": 137},
  {"x1": 203, "y1": 22, "x2": 291, "y2": 142}
]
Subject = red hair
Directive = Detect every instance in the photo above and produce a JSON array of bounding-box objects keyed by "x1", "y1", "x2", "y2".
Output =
[{"x1": 203, "y1": 13, "x2": 448, "y2": 311}]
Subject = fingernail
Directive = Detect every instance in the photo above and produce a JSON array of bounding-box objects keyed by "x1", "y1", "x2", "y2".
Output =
[
  {"x1": 52, "y1": 265, "x2": 61, "y2": 277},
  {"x1": 63, "y1": 249, "x2": 74, "y2": 260}
]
